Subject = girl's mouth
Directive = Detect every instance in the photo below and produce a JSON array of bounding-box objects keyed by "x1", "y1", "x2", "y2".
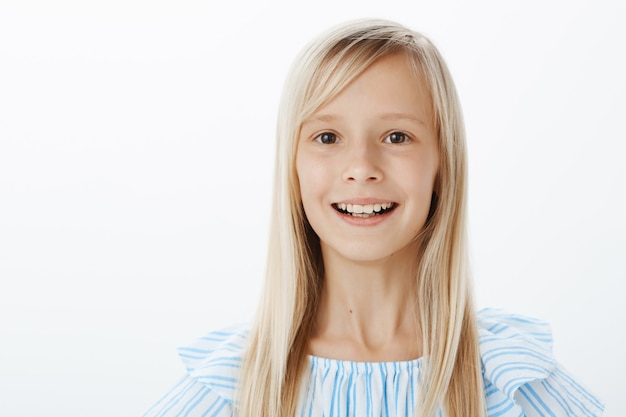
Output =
[{"x1": 332, "y1": 202, "x2": 397, "y2": 218}]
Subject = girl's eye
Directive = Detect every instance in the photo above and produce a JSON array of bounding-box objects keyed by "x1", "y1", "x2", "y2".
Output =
[
  {"x1": 314, "y1": 132, "x2": 338, "y2": 144},
  {"x1": 384, "y1": 131, "x2": 410, "y2": 144}
]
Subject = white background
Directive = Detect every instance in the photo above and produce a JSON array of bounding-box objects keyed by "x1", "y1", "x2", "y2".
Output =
[{"x1": 0, "y1": 0, "x2": 624, "y2": 416}]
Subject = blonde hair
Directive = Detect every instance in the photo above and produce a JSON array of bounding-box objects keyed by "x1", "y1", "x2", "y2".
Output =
[{"x1": 238, "y1": 19, "x2": 485, "y2": 417}]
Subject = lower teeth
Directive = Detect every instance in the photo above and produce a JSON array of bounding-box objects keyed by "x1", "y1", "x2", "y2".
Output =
[{"x1": 351, "y1": 213, "x2": 376, "y2": 218}]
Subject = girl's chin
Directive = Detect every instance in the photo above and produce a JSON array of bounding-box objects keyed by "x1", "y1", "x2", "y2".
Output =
[{"x1": 320, "y1": 242, "x2": 419, "y2": 266}]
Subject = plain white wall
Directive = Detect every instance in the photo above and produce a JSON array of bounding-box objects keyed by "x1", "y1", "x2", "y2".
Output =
[{"x1": 0, "y1": 1, "x2": 623, "y2": 416}]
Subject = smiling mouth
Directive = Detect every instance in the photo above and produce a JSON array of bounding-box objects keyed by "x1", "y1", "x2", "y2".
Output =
[{"x1": 332, "y1": 202, "x2": 397, "y2": 218}]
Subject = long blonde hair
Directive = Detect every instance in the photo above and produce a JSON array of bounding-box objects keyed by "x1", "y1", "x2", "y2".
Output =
[{"x1": 238, "y1": 19, "x2": 485, "y2": 417}]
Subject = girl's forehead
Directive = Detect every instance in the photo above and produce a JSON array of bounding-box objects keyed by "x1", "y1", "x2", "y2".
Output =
[{"x1": 303, "y1": 53, "x2": 433, "y2": 128}]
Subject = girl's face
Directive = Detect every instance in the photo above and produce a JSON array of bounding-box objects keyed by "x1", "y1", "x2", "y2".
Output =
[{"x1": 296, "y1": 53, "x2": 439, "y2": 266}]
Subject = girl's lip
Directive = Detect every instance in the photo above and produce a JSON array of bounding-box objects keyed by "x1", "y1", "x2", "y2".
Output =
[
  {"x1": 332, "y1": 198, "x2": 397, "y2": 205},
  {"x1": 332, "y1": 204, "x2": 397, "y2": 226},
  {"x1": 331, "y1": 201, "x2": 398, "y2": 221}
]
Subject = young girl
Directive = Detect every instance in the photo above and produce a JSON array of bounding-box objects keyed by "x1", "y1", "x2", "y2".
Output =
[{"x1": 143, "y1": 19, "x2": 604, "y2": 417}]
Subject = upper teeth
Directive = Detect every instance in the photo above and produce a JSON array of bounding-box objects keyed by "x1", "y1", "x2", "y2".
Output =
[{"x1": 337, "y1": 203, "x2": 393, "y2": 214}]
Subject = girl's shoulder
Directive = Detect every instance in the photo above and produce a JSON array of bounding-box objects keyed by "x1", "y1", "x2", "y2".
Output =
[
  {"x1": 142, "y1": 323, "x2": 248, "y2": 417},
  {"x1": 177, "y1": 322, "x2": 249, "y2": 399},
  {"x1": 477, "y1": 308, "x2": 605, "y2": 416}
]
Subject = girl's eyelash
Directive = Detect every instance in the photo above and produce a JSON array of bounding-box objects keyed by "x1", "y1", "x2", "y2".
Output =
[
  {"x1": 384, "y1": 131, "x2": 412, "y2": 144},
  {"x1": 314, "y1": 132, "x2": 339, "y2": 144},
  {"x1": 312, "y1": 131, "x2": 412, "y2": 144}
]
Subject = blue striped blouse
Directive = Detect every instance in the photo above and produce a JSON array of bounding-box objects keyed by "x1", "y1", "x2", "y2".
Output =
[{"x1": 143, "y1": 309, "x2": 604, "y2": 417}]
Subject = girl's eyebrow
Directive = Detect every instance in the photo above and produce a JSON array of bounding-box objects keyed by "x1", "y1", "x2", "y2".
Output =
[
  {"x1": 302, "y1": 112, "x2": 427, "y2": 128},
  {"x1": 378, "y1": 112, "x2": 428, "y2": 127},
  {"x1": 301, "y1": 114, "x2": 337, "y2": 128}
]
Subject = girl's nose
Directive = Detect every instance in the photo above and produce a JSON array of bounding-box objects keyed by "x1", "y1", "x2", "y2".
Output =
[{"x1": 341, "y1": 143, "x2": 383, "y2": 183}]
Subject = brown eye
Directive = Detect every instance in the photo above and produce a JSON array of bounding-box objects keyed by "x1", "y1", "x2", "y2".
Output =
[
  {"x1": 314, "y1": 132, "x2": 338, "y2": 144},
  {"x1": 384, "y1": 131, "x2": 410, "y2": 144}
]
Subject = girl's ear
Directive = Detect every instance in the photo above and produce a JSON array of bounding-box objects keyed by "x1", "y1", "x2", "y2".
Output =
[{"x1": 426, "y1": 192, "x2": 438, "y2": 222}]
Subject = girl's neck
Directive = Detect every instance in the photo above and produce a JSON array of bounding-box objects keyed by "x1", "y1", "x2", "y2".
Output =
[{"x1": 308, "y1": 243, "x2": 422, "y2": 362}]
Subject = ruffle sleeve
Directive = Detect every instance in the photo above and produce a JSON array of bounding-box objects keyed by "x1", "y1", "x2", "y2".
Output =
[
  {"x1": 142, "y1": 323, "x2": 248, "y2": 417},
  {"x1": 177, "y1": 323, "x2": 248, "y2": 403},
  {"x1": 478, "y1": 308, "x2": 605, "y2": 417}
]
